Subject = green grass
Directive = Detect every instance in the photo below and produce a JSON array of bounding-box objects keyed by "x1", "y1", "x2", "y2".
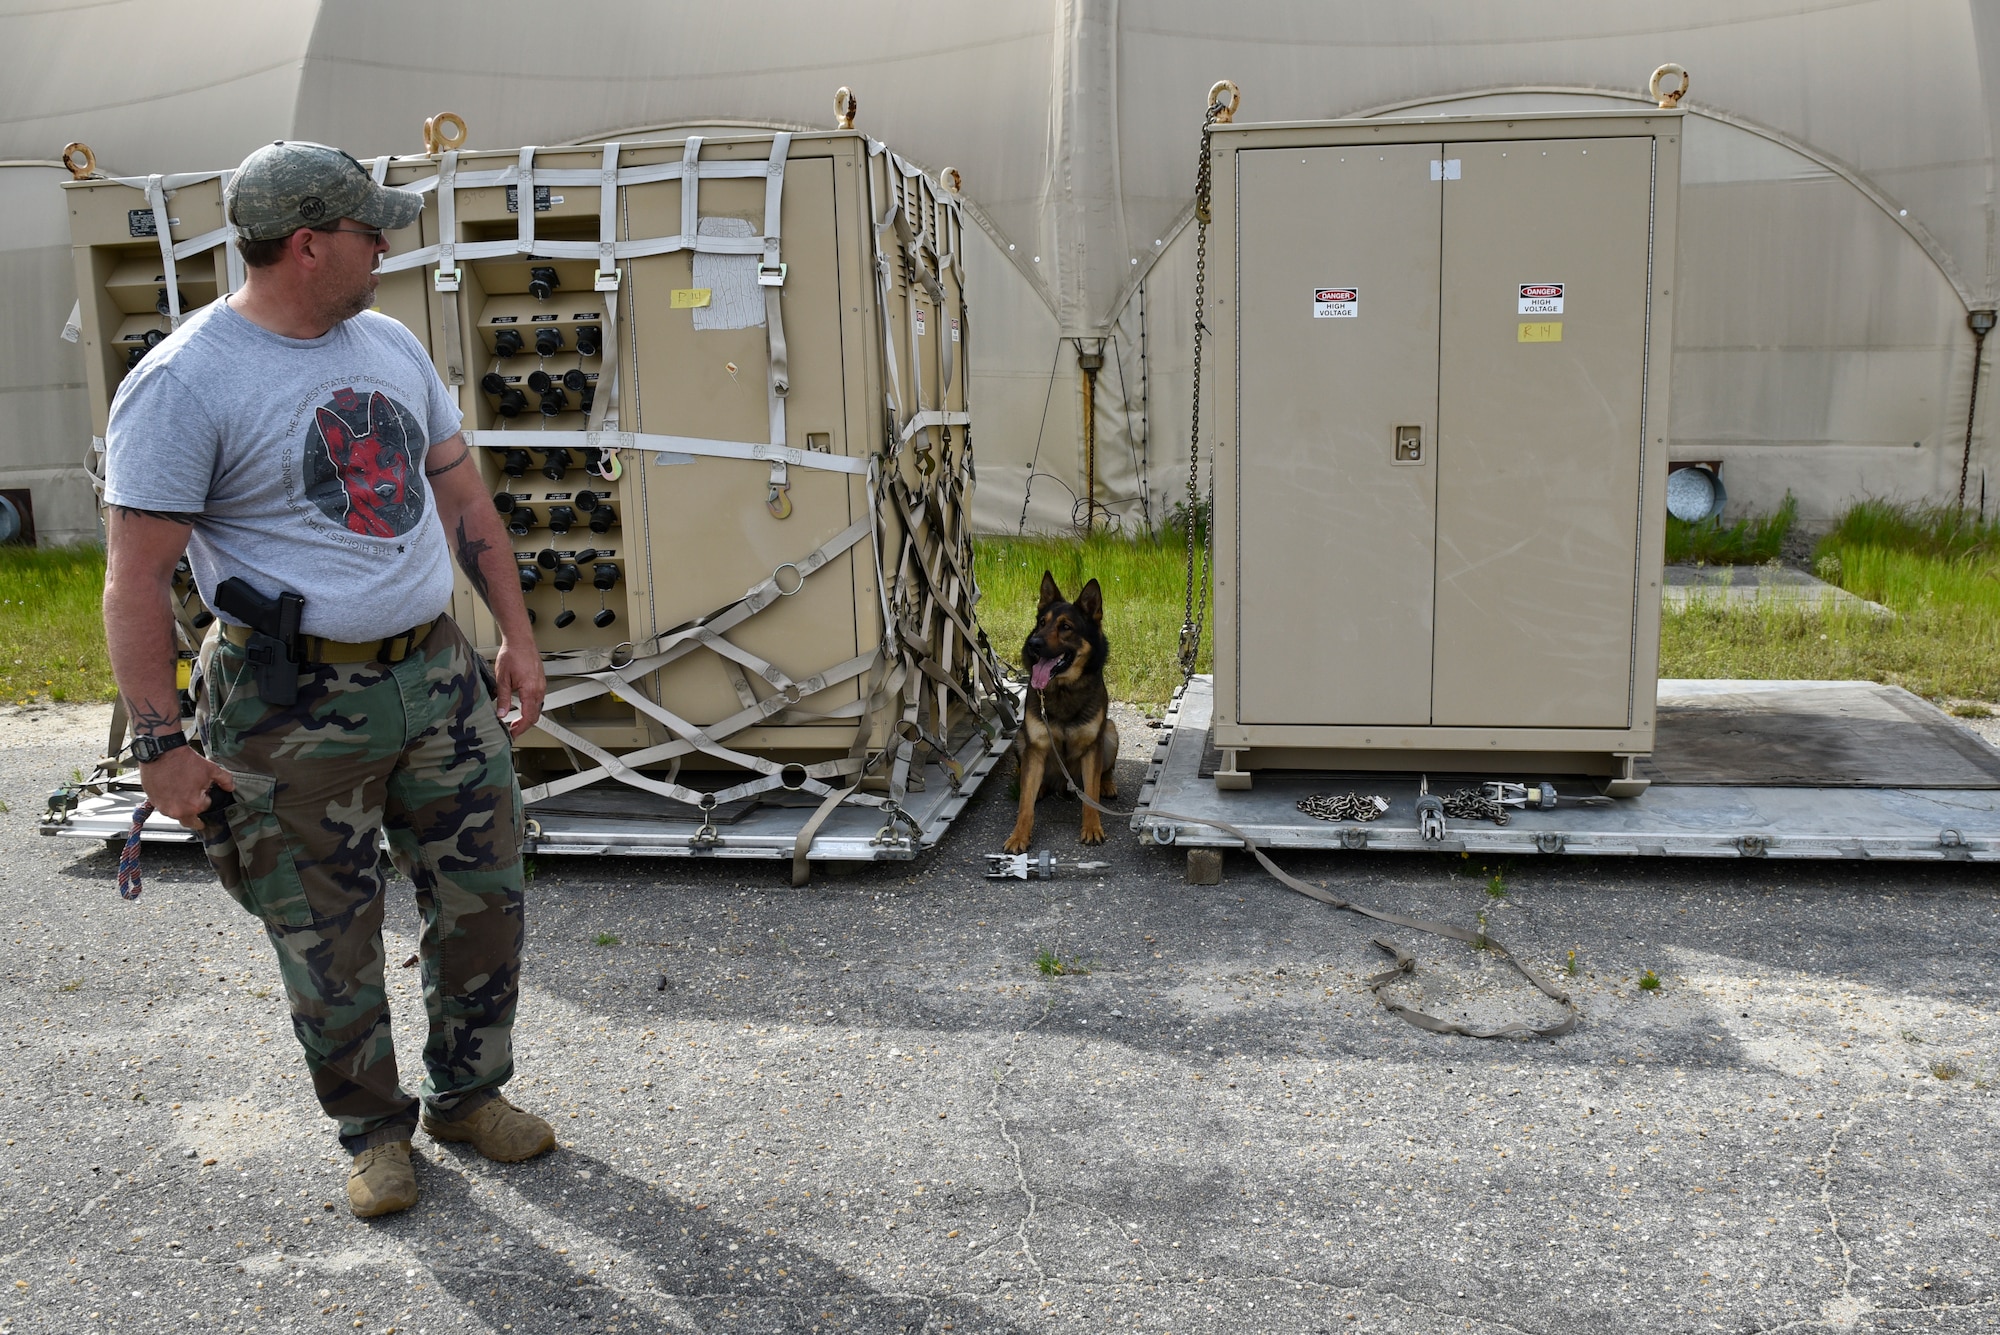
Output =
[
  {"x1": 1664, "y1": 493, "x2": 1796, "y2": 565},
  {"x1": 1033, "y1": 946, "x2": 1089, "y2": 977},
  {"x1": 4, "y1": 500, "x2": 1994, "y2": 714},
  {"x1": 1661, "y1": 500, "x2": 2000, "y2": 701},
  {"x1": 1819, "y1": 499, "x2": 2000, "y2": 562},
  {"x1": 974, "y1": 531, "x2": 1210, "y2": 707},
  {"x1": 1660, "y1": 597, "x2": 2000, "y2": 699},
  {"x1": 0, "y1": 545, "x2": 113, "y2": 705}
]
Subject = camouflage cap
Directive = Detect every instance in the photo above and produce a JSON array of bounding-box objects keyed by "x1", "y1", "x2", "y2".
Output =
[{"x1": 226, "y1": 141, "x2": 423, "y2": 242}]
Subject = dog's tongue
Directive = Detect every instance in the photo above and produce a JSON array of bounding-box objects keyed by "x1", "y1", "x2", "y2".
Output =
[{"x1": 1030, "y1": 658, "x2": 1056, "y2": 690}]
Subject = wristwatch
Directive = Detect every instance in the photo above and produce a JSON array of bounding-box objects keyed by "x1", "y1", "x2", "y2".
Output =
[{"x1": 130, "y1": 731, "x2": 190, "y2": 764}]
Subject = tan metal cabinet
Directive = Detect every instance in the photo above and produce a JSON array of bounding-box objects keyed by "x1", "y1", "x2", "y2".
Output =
[{"x1": 1212, "y1": 112, "x2": 1679, "y2": 789}]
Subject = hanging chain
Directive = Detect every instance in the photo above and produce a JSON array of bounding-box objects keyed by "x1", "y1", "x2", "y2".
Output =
[{"x1": 1178, "y1": 97, "x2": 1224, "y2": 681}]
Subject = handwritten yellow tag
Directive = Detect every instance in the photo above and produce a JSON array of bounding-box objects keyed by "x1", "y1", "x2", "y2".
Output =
[
  {"x1": 671, "y1": 288, "x2": 712, "y2": 309},
  {"x1": 1518, "y1": 322, "x2": 1562, "y2": 343}
]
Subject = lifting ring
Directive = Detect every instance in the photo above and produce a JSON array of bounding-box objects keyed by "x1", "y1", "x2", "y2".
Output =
[
  {"x1": 1207, "y1": 80, "x2": 1241, "y2": 125},
  {"x1": 939, "y1": 168, "x2": 963, "y2": 196},
  {"x1": 607, "y1": 641, "x2": 636, "y2": 670},
  {"x1": 423, "y1": 112, "x2": 468, "y2": 155},
  {"x1": 834, "y1": 87, "x2": 859, "y2": 131},
  {"x1": 1649, "y1": 63, "x2": 1690, "y2": 109},
  {"x1": 772, "y1": 562, "x2": 805, "y2": 596},
  {"x1": 61, "y1": 142, "x2": 96, "y2": 180}
]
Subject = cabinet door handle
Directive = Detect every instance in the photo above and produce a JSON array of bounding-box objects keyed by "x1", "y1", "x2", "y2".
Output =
[{"x1": 1394, "y1": 425, "x2": 1423, "y2": 464}]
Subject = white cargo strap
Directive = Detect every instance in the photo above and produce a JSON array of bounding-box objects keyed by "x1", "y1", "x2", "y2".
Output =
[
  {"x1": 465, "y1": 429, "x2": 865, "y2": 475},
  {"x1": 433, "y1": 151, "x2": 460, "y2": 290},
  {"x1": 893, "y1": 207, "x2": 931, "y2": 423},
  {"x1": 680, "y1": 137, "x2": 702, "y2": 241},
  {"x1": 433, "y1": 151, "x2": 465, "y2": 386},
  {"x1": 865, "y1": 143, "x2": 907, "y2": 430},
  {"x1": 760, "y1": 133, "x2": 792, "y2": 455},
  {"x1": 595, "y1": 142, "x2": 620, "y2": 290},
  {"x1": 537, "y1": 516, "x2": 871, "y2": 683},
  {"x1": 217, "y1": 169, "x2": 246, "y2": 294},
  {"x1": 937, "y1": 204, "x2": 958, "y2": 392},
  {"x1": 515, "y1": 145, "x2": 537, "y2": 256},
  {"x1": 144, "y1": 177, "x2": 182, "y2": 329},
  {"x1": 588, "y1": 291, "x2": 620, "y2": 433},
  {"x1": 529, "y1": 647, "x2": 885, "y2": 792},
  {"x1": 898, "y1": 410, "x2": 971, "y2": 446}
]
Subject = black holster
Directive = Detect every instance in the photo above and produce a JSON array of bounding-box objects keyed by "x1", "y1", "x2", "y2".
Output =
[{"x1": 212, "y1": 577, "x2": 305, "y2": 707}]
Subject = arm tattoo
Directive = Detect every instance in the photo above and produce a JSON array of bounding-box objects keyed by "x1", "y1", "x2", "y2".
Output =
[
  {"x1": 126, "y1": 696, "x2": 181, "y2": 735},
  {"x1": 111, "y1": 505, "x2": 197, "y2": 526},
  {"x1": 454, "y1": 516, "x2": 494, "y2": 608},
  {"x1": 423, "y1": 450, "x2": 469, "y2": 480}
]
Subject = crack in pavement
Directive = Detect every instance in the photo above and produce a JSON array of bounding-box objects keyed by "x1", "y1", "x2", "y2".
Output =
[
  {"x1": 1807, "y1": 1094, "x2": 1877, "y2": 1332},
  {"x1": 982, "y1": 995, "x2": 1055, "y2": 1285},
  {"x1": 1752, "y1": 1091, "x2": 1997, "y2": 1335}
]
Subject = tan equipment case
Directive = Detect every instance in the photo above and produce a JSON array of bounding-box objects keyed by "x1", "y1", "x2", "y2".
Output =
[
  {"x1": 58, "y1": 115, "x2": 1016, "y2": 873},
  {"x1": 1203, "y1": 109, "x2": 1681, "y2": 795}
]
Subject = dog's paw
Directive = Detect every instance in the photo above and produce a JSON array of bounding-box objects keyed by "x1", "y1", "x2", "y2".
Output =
[
  {"x1": 1079, "y1": 822, "x2": 1106, "y2": 846},
  {"x1": 1002, "y1": 829, "x2": 1033, "y2": 854}
]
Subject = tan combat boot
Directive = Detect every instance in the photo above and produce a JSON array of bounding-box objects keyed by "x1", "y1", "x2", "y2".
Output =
[
  {"x1": 422, "y1": 1095, "x2": 555, "y2": 1163},
  {"x1": 347, "y1": 1140, "x2": 417, "y2": 1218}
]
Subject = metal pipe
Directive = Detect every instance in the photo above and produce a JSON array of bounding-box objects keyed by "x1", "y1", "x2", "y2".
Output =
[
  {"x1": 1960, "y1": 309, "x2": 1995, "y2": 511},
  {"x1": 1078, "y1": 341, "x2": 1104, "y2": 528}
]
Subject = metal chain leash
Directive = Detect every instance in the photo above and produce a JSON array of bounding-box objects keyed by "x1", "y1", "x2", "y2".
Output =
[
  {"x1": 1297, "y1": 792, "x2": 1389, "y2": 823},
  {"x1": 1179, "y1": 87, "x2": 1230, "y2": 682}
]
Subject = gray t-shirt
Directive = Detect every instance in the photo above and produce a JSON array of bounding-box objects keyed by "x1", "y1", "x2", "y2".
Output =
[{"x1": 104, "y1": 300, "x2": 462, "y2": 642}]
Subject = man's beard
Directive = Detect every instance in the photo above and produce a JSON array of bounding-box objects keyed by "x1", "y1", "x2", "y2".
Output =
[{"x1": 321, "y1": 274, "x2": 378, "y2": 326}]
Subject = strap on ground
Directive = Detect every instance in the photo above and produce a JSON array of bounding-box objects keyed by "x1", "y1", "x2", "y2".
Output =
[{"x1": 1031, "y1": 692, "x2": 1578, "y2": 1039}]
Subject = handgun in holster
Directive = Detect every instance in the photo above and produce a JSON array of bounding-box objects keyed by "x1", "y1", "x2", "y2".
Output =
[{"x1": 212, "y1": 577, "x2": 305, "y2": 707}]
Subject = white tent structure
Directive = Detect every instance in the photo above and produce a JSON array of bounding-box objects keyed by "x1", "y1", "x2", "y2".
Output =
[{"x1": 5, "y1": 0, "x2": 1998, "y2": 543}]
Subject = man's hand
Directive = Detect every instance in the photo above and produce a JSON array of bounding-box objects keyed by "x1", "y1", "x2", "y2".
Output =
[
  {"x1": 492, "y1": 638, "x2": 546, "y2": 736},
  {"x1": 139, "y1": 745, "x2": 236, "y2": 831}
]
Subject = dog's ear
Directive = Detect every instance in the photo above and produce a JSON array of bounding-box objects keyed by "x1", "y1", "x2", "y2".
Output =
[
  {"x1": 1038, "y1": 570, "x2": 1064, "y2": 611},
  {"x1": 1076, "y1": 578, "x2": 1103, "y2": 625}
]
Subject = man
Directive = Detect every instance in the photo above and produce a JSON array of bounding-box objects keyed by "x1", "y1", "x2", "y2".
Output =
[{"x1": 102, "y1": 141, "x2": 554, "y2": 1218}]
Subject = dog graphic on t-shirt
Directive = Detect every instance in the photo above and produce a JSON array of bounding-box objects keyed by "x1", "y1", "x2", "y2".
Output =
[{"x1": 307, "y1": 388, "x2": 424, "y2": 538}]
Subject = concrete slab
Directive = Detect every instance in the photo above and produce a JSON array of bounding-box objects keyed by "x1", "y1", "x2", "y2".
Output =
[
  {"x1": 1663, "y1": 565, "x2": 1892, "y2": 617},
  {"x1": 2, "y1": 701, "x2": 1996, "y2": 1335}
]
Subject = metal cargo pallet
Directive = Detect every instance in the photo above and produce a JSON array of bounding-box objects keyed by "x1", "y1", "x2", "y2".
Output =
[
  {"x1": 42, "y1": 720, "x2": 1010, "y2": 867},
  {"x1": 1131, "y1": 677, "x2": 2000, "y2": 862}
]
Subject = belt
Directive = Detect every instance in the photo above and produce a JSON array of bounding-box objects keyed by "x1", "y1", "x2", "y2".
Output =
[{"x1": 221, "y1": 617, "x2": 440, "y2": 665}]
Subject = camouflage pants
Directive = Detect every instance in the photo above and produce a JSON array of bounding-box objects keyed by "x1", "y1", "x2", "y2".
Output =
[{"x1": 197, "y1": 615, "x2": 525, "y2": 1154}]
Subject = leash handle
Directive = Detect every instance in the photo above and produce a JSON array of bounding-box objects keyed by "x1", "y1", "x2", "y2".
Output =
[{"x1": 117, "y1": 803, "x2": 154, "y2": 900}]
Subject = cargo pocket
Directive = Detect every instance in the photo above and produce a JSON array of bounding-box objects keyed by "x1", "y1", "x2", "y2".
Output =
[{"x1": 200, "y1": 771, "x2": 313, "y2": 928}]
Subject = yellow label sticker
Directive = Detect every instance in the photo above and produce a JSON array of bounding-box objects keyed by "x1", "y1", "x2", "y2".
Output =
[
  {"x1": 175, "y1": 659, "x2": 192, "y2": 690},
  {"x1": 1518, "y1": 321, "x2": 1563, "y2": 343},
  {"x1": 671, "y1": 288, "x2": 712, "y2": 309}
]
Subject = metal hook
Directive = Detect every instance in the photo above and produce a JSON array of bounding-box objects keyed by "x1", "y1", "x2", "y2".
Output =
[{"x1": 1649, "y1": 63, "x2": 1690, "y2": 109}]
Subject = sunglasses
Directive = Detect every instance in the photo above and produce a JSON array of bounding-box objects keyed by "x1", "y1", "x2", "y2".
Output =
[{"x1": 318, "y1": 225, "x2": 386, "y2": 245}]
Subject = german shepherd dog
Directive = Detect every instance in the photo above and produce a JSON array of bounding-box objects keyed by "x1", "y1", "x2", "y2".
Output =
[{"x1": 1004, "y1": 571, "x2": 1120, "y2": 853}]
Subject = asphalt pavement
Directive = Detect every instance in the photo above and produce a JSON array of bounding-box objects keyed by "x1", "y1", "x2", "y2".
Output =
[{"x1": 1, "y1": 701, "x2": 1996, "y2": 1335}]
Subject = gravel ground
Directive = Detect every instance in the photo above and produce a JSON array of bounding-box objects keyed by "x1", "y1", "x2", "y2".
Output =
[{"x1": 2, "y1": 702, "x2": 1996, "y2": 1335}]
